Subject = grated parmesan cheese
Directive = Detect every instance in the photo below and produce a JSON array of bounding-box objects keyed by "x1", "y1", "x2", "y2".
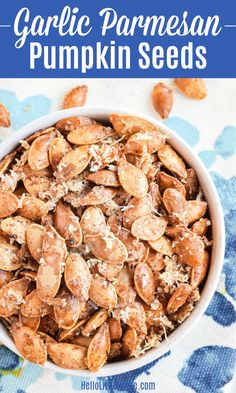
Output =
[
  {"x1": 19, "y1": 140, "x2": 30, "y2": 150},
  {"x1": 107, "y1": 164, "x2": 118, "y2": 171},
  {"x1": 159, "y1": 255, "x2": 190, "y2": 288},
  {"x1": 18, "y1": 193, "x2": 26, "y2": 208}
]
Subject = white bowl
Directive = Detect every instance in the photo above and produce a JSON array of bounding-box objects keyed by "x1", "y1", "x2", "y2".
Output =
[{"x1": 0, "y1": 107, "x2": 225, "y2": 377}]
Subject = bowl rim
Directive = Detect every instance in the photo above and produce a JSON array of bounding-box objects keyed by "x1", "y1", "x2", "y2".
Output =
[{"x1": 0, "y1": 107, "x2": 225, "y2": 377}]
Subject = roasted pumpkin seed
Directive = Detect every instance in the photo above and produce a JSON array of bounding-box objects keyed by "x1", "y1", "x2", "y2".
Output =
[{"x1": 87, "y1": 323, "x2": 110, "y2": 372}]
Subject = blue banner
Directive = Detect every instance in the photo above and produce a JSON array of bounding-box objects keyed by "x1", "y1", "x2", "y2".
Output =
[{"x1": 0, "y1": 0, "x2": 236, "y2": 77}]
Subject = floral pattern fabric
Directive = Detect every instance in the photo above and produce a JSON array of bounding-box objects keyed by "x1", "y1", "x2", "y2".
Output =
[{"x1": 0, "y1": 79, "x2": 235, "y2": 393}]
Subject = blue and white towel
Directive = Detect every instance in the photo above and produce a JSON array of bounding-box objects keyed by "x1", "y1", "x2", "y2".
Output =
[{"x1": 0, "y1": 78, "x2": 235, "y2": 393}]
